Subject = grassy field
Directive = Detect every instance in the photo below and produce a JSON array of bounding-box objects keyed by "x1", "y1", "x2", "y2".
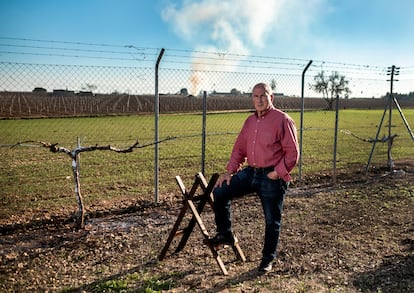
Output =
[{"x1": 1, "y1": 109, "x2": 413, "y2": 222}]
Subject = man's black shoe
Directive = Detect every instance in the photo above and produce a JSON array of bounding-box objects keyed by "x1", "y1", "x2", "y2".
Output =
[
  {"x1": 258, "y1": 260, "x2": 272, "y2": 273},
  {"x1": 208, "y1": 232, "x2": 235, "y2": 245}
]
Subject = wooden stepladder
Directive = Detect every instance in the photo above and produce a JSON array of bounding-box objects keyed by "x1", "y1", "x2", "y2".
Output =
[{"x1": 159, "y1": 172, "x2": 246, "y2": 275}]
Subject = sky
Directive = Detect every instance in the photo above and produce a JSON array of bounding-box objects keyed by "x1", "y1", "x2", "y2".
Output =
[{"x1": 1, "y1": 0, "x2": 414, "y2": 95}]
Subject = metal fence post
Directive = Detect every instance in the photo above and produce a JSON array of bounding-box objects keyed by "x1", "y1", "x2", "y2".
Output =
[
  {"x1": 201, "y1": 91, "x2": 207, "y2": 175},
  {"x1": 299, "y1": 60, "x2": 313, "y2": 181},
  {"x1": 333, "y1": 94, "x2": 339, "y2": 185},
  {"x1": 154, "y1": 48, "x2": 165, "y2": 202}
]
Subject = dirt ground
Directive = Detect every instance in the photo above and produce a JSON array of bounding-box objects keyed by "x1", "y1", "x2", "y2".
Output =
[{"x1": 1, "y1": 160, "x2": 413, "y2": 292}]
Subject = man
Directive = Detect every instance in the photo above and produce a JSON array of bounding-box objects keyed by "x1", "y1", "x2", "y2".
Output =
[{"x1": 210, "y1": 82, "x2": 299, "y2": 273}]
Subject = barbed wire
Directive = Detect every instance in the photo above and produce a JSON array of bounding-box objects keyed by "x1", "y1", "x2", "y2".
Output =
[
  {"x1": 1, "y1": 36, "x2": 408, "y2": 76},
  {"x1": 2, "y1": 36, "x2": 410, "y2": 74},
  {"x1": 0, "y1": 51, "x2": 390, "y2": 78}
]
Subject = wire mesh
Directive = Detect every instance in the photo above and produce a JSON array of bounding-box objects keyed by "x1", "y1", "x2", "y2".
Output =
[{"x1": 1, "y1": 47, "x2": 414, "y2": 207}]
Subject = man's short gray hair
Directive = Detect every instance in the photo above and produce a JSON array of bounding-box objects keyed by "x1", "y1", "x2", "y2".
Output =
[{"x1": 253, "y1": 83, "x2": 273, "y2": 95}]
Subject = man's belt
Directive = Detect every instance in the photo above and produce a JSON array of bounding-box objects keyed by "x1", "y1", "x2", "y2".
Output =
[{"x1": 248, "y1": 166, "x2": 274, "y2": 173}]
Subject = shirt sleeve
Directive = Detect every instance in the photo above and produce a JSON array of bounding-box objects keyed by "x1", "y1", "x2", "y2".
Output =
[
  {"x1": 275, "y1": 116, "x2": 300, "y2": 181},
  {"x1": 226, "y1": 120, "x2": 248, "y2": 173}
]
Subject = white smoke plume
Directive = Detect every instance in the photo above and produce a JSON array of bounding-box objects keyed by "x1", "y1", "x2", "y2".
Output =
[
  {"x1": 161, "y1": 0, "x2": 285, "y2": 51},
  {"x1": 161, "y1": 0, "x2": 323, "y2": 94}
]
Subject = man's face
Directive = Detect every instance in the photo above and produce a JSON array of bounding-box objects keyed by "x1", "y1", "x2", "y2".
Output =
[{"x1": 252, "y1": 86, "x2": 273, "y2": 113}]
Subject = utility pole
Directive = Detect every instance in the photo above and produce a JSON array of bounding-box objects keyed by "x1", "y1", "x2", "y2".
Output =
[
  {"x1": 386, "y1": 65, "x2": 399, "y2": 171},
  {"x1": 366, "y1": 65, "x2": 414, "y2": 174}
]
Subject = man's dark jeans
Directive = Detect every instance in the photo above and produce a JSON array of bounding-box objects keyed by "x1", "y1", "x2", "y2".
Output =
[{"x1": 213, "y1": 166, "x2": 288, "y2": 263}]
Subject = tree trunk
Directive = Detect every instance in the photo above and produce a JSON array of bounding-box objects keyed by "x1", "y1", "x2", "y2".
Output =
[{"x1": 71, "y1": 156, "x2": 85, "y2": 229}]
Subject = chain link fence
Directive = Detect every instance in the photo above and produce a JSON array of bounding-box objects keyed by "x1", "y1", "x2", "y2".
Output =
[{"x1": 1, "y1": 49, "x2": 414, "y2": 207}]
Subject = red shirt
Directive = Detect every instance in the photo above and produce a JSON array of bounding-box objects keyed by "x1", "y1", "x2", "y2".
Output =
[{"x1": 226, "y1": 106, "x2": 299, "y2": 182}]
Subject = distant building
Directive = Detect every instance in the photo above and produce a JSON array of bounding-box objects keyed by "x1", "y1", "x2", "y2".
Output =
[
  {"x1": 210, "y1": 90, "x2": 243, "y2": 97},
  {"x1": 77, "y1": 91, "x2": 94, "y2": 96},
  {"x1": 53, "y1": 89, "x2": 75, "y2": 97},
  {"x1": 32, "y1": 87, "x2": 47, "y2": 93}
]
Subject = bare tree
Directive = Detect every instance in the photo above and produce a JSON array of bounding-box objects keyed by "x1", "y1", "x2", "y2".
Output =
[{"x1": 311, "y1": 71, "x2": 351, "y2": 110}]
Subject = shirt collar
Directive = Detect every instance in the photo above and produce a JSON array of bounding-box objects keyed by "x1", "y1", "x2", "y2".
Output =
[{"x1": 255, "y1": 105, "x2": 275, "y2": 118}]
